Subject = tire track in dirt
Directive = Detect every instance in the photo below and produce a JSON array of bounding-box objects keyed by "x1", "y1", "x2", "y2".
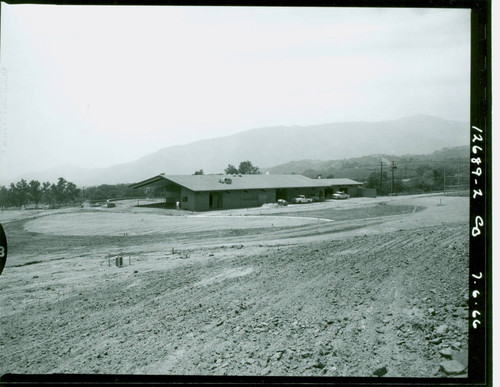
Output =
[{"x1": 1, "y1": 224, "x2": 468, "y2": 376}]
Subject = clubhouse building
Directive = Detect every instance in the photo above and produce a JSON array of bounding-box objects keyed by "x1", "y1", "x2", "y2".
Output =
[{"x1": 131, "y1": 174, "x2": 363, "y2": 211}]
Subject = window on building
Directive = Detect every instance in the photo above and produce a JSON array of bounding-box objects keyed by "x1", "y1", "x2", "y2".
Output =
[{"x1": 182, "y1": 196, "x2": 188, "y2": 202}]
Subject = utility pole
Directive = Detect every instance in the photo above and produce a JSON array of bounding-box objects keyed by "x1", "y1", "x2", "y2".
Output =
[{"x1": 391, "y1": 161, "x2": 397, "y2": 195}]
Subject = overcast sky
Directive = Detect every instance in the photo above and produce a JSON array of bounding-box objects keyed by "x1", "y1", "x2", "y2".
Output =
[{"x1": 0, "y1": 5, "x2": 470, "y2": 180}]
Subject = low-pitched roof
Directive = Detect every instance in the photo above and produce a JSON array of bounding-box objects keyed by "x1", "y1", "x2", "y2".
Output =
[
  {"x1": 315, "y1": 178, "x2": 363, "y2": 186},
  {"x1": 131, "y1": 174, "x2": 362, "y2": 192}
]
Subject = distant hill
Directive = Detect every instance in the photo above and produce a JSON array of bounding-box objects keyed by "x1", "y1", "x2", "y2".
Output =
[
  {"x1": 263, "y1": 146, "x2": 469, "y2": 182},
  {"x1": 4, "y1": 115, "x2": 468, "y2": 186}
]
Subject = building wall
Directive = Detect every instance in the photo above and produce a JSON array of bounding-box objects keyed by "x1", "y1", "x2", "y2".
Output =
[
  {"x1": 177, "y1": 185, "x2": 366, "y2": 211},
  {"x1": 177, "y1": 189, "x2": 278, "y2": 211},
  {"x1": 222, "y1": 191, "x2": 241, "y2": 209},
  {"x1": 194, "y1": 191, "x2": 210, "y2": 211},
  {"x1": 345, "y1": 186, "x2": 359, "y2": 197},
  {"x1": 179, "y1": 187, "x2": 210, "y2": 211},
  {"x1": 264, "y1": 189, "x2": 277, "y2": 203},
  {"x1": 180, "y1": 187, "x2": 194, "y2": 211},
  {"x1": 222, "y1": 189, "x2": 276, "y2": 210}
]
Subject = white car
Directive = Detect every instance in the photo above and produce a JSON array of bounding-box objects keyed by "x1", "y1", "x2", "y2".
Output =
[
  {"x1": 332, "y1": 191, "x2": 349, "y2": 200},
  {"x1": 292, "y1": 195, "x2": 313, "y2": 204}
]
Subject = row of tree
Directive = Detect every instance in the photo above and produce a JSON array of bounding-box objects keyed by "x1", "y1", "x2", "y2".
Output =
[
  {"x1": 0, "y1": 178, "x2": 79, "y2": 208},
  {"x1": 225, "y1": 160, "x2": 260, "y2": 175},
  {"x1": 0, "y1": 178, "x2": 167, "y2": 209},
  {"x1": 82, "y1": 184, "x2": 163, "y2": 202},
  {"x1": 192, "y1": 161, "x2": 261, "y2": 176},
  {"x1": 193, "y1": 161, "x2": 261, "y2": 176}
]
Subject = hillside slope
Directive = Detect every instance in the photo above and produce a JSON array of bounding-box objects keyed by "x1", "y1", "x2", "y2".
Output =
[{"x1": 264, "y1": 146, "x2": 469, "y2": 180}]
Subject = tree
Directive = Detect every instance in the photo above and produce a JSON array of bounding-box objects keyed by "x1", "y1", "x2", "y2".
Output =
[
  {"x1": 8, "y1": 183, "x2": 19, "y2": 207},
  {"x1": 419, "y1": 169, "x2": 443, "y2": 191},
  {"x1": 366, "y1": 172, "x2": 379, "y2": 189},
  {"x1": 50, "y1": 177, "x2": 69, "y2": 207},
  {"x1": 64, "y1": 181, "x2": 79, "y2": 203},
  {"x1": 28, "y1": 180, "x2": 42, "y2": 208},
  {"x1": 0, "y1": 178, "x2": 80, "y2": 208},
  {"x1": 238, "y1": 160, "x2": 260, "y2": 175},
  {"x1": 0, "y1": 186, "x2": 11, "y2": 207},
  {"x1": 193, "y1": 169, "x2": 204, "y2": 175},
  {"x1": 41, "y1": 182, "x2": 52, "y2": 205},
  {"x1": 14, "y1": 179, "x2": 29, "y2": 207},
  {"x1": 224, "y1": 164, "x2": 238, "y2": 175},
  {"x1": 416, "y1": 164, "x2": 432, "y2": 176},
  {"x1": 366, "y1": 171, "x2": 389, "y2": 195}
]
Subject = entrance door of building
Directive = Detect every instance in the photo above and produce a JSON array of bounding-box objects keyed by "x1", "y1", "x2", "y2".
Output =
[{"x1": 209, "y1": 192, "x2": 223, "y2": 209}]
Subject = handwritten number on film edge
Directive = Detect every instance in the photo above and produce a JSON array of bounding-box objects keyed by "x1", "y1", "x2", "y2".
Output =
[
  {"x1": 472, "y1": 145, "x2": 483, "y2": 154},
  {"x1": 472, "y1": 189, "x2": 483, "y2": 199},
  {"x1": 470, "y1": 126, "x2": 484, "y2": 331},
  {"x1": 471, "y1": 125, "x2": 484, "y2": 237}
]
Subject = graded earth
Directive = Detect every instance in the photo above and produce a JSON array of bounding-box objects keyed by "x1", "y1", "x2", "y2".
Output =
[{"x1": 0, "y1": 194, "x2": 469, "y2": 377}]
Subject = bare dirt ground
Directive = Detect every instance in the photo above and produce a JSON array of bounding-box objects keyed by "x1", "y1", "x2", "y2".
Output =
[{"x1": 0, "y1": 194, "x2": 469, "y2": 377}]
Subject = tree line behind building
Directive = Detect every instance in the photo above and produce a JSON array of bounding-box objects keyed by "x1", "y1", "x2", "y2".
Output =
[{"x1": 0, "y1": 178, "x2": 158, "y2": 209}]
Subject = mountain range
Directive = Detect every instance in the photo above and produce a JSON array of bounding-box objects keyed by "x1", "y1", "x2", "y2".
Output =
[{"x1": 5, "y1": 115, "x2": 468, "y2": 187}]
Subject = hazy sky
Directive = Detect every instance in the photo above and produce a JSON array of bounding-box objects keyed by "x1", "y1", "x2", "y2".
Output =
[{"x1": 0, "y1": 5, "x2": 470, "y2": 179}]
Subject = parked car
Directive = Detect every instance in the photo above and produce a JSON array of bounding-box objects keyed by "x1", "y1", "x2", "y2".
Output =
[
  {"x1": 277, "y1": 199, "x2": 288, "y2": 206},
  {"x1": 332, "y1": 191, "x2": 350, "y2": 200},
  {"x1": 292, "y1": 195, "x2": 313, "y2": 204}
]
